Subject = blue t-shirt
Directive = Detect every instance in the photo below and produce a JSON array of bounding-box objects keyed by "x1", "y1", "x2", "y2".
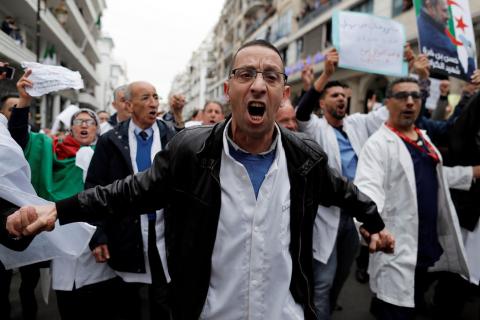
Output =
[
  {"x1": 228, "y1": 143, "x2": 276, "y2": 199},
  {"x1": 403, "y1": 138, "x2": 443, "y2": 268},
  {"x1": 333, "y1": 127, "x2": 358, "y2": 182}
]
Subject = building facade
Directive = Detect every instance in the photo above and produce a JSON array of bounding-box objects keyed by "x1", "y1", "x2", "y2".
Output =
[
  {"x1": 0, "y1": 0, "x2": 126, "y2": 128},
  {"x1": 172, "y1": 0, "x2": 480, "y2": 116}
]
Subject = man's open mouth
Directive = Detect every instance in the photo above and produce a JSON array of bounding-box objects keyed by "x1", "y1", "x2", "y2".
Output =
[
  {"x1": 248, "y1": 102, "x2": 266, "y2": 120},
  {"x1": 149, "y1": 110, "x2": 157, "y2": 117},
  {"x1": 80, "y1": 130, "x2": 89, "y2": 137}
]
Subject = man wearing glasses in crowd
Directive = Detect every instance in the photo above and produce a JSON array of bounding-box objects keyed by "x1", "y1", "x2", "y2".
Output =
[
  {"x1": 355, "y1": 77, "x2": 480, "y2": 319},
  {"x1": 6, "y1": 40, "x2": 394, "y2": 320}
]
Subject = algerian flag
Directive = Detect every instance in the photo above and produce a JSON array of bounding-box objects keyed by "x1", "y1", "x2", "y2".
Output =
[{"x1": 447, "y1": 0, "x2": 477, "y2": 75}]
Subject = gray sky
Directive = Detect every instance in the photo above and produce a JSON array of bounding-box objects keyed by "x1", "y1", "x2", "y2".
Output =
[{"x1": 102, "y1": 0, "x2": 225, "y2": 100}]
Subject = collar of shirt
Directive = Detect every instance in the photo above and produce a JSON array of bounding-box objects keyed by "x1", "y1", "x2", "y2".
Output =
[
  {"x1": 225, "y1": 119, "x2": 279, "y2": 156},
  {"x1": 131, "y1": 121, "x2": 153, "y2": 139}
]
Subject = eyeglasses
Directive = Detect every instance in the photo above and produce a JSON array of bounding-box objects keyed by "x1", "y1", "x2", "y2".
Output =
[
  {"x1": 72, "y1": 119, "x2": 96, "y2": 126},
  {"x1": 230, "y1": 68, "x2": 287, "y2": 86},
  {"x1": 390, "y1": 91, "x2": 421, "y2": 101}
]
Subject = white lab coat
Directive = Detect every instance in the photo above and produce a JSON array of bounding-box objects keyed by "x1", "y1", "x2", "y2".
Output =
[
  {"x1": 200, "y1": 123, "x2": 303, "y2": 320},
  {"x1": 354, "y1": 124, "x2": 471, "y2": 307},
  {"x1": 298, "y1": 108, "x2": 388, "y2": 263}
]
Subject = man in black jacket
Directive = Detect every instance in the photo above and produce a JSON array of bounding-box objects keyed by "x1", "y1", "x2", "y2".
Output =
[
  {"x1": 6, "y1": 40, "x2": 394, "y2": 320},
  {"x1": 86, "y1": 81, "x2": 175, "y2": 320}
]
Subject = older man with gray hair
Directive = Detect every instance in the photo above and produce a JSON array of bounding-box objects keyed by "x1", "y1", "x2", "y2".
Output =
[{"x1": 100, "y1": 85, "x2": 130, "y2": 135}]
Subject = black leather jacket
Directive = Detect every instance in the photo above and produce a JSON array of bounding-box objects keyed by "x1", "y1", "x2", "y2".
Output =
[{"x1": 56, "y1": 119, "x2": 384, "y2": 319}]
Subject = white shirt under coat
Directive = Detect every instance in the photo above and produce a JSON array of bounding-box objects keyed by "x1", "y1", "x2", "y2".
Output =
[
  {"x1": 114, "y1": 119, "x2": 170, "y2": 283},
  {"x1": 298, "y1": 108, "x2": 388, "y2": 263},
  {"x1": 199, "y1": 122, "x2": 303, "y2": 320}
]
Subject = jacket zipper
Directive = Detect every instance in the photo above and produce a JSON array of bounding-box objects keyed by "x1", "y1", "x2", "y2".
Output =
[{"x1": 299, "y1": 175, "x2": 316, "y2": 317}]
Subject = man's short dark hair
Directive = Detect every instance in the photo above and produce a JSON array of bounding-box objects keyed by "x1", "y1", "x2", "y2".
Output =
[
  {"x1": 386, "y1": 77, "x2": 419, "y2": 98},
  {"x1": 230, "y1": 39, "x2": 285, "y2": 72},
  {"x1": 319, "y1": 81, "x2": 347, "y2": 99},
  {"x1": 203, "y1": 100, "x2": 224, "y2": 113},
  {"x1": 0, "y1": 93, "x2": 19, "y2": 110}
]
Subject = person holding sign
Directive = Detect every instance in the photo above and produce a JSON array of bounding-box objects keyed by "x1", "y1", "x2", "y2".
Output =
[{"x1": 296, "y1": 48, "x2": 389, "y2": 319}]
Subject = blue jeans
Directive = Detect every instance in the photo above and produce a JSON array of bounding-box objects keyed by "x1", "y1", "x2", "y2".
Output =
[{"x1": 312, "y1": 212, "x2": 359, "y2": 320}]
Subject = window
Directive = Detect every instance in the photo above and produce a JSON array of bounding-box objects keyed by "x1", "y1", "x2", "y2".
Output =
[
  {"x1": 351, "y1": 0, "x2": 374, "y2": 13},
  {"x1": 392, "y1": 0, "x2": 413, "y2": 17},
  {"x1": 296, "y1": 37, "x2": 304, "y2": 61}
]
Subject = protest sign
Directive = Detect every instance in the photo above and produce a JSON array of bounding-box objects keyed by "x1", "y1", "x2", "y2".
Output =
[
  {"x1": 414, "y1": 0, "x2": 477, "y2": 81},
  {"x1": 21, "y1": 62, "x2": 84, "y2": 97},
  {"x1": 332, "y1": 10, "x2": 408, "y2": 77}
]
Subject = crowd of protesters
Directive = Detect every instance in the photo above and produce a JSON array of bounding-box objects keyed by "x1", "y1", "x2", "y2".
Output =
[{"x1": 0, "y1": 33, "x2": 480, "y2": 320}]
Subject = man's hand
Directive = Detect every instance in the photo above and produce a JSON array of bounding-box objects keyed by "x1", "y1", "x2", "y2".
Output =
[
  {"x1": 471, "y1": 69, "x2": 480, "y2": 89},
  {"x1": 323, "y1": 48, "x2": 338, "y2": 78},
  {"x1": 413, "y1": 54, "x2": 430, "y2": 80},
  {"x1": 16, "y1": 69, "x2": 33, "y2": 108},
  {"x1": 472, "y1": 165, "x2": 480, "y2": 179},
  {"x1": 92, "y1": 244, "x2": 110, "y2": 263},
  {"x1": 313, "y1": 48, "x2": 338, "y2": 92},
  {"x1": 301, "y1": 64, "x2": 314, "y2": 91},
  {"x1": 404, "y1": 43, "x2": 415, "y2": 72},
  {"x1": 0, "y1": 61, "x2": 8, "y2": 80},
  {"x1": 169, "y1": 94, "x2": 185, "y2": 113},
  {"x1": 6, "y1": 204, "x2": 57, "y2": 237},
  {"x1": 359, "y1": 227, "x2": 395, "y2": 254},
  {"x1": 169, "y1": 94, "x2": 186, "y2": 127}
]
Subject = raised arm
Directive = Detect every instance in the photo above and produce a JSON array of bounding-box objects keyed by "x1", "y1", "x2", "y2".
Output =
[
  {"x1": 8, "y1": 70, "x2": 33, "y2": 149},
  {"x1": 296, "y1": 49, "x2": 338, "y2": 121}
]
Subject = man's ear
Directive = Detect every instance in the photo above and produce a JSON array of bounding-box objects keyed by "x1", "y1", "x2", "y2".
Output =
[
  {"x1": 125, "y1": 100, "x2": 133, "y2": 113},
  {"x1": 283, "y1": 85, "x2": 291, "y2": 101},
  {"x1": 223, "y1": 81, "x2": 230, "y2": 101},
  {"x1": 319, "y1": 98, "x2": 325, "y2": 109}
]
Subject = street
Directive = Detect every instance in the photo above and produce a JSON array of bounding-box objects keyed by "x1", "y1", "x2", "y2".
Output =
[{"x1": 8, "y1": 265, "x2": 480, "y2": 319}]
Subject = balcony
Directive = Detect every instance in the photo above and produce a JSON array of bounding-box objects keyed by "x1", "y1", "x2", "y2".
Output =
[
  {"x1": 297, "y1": 0, "x2": 341, "y2": 29},
  {"x1": 78, "y1": 91, "x2": 99, "y2": 109},
  {"x1": 0, "y1": 29, "x2": 36, "y2": 64},
  {"x1": 244, "y1": 0, "x2": 266, "y2": 16},
  {"x1": 244, "y1": 5, "x2": 276, "y2": 38}
]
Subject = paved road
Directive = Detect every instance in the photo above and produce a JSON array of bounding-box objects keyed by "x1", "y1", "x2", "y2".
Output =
[{"x1": 8, "y1": 267, "x2": 480, "y2": 319}]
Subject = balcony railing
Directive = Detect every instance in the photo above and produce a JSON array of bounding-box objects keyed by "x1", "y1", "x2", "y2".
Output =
[{"x1": 297, "y1": 0, "x2": 341, "y2": 29}]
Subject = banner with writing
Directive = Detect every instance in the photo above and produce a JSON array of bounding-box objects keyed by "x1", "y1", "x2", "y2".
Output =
[
  {"x1": 414, "y1": 0, "x2": 477, "y2": 81},
  {"x1": 332, "y1": 10, "x2": 408, "y2": 77}
]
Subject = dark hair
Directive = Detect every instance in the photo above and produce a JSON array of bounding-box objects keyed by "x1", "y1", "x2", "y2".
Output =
[
  {"x1": 0, "y1": 93, "x2": 19, "y2": 111},
  {"x1": 203, "y1": 100, "x2": 224, "y2": 113},
  {"x1": 385, "y1": 77, "x2": 419, "y2": 98},
  {"x1": 230, "y1": 39, "x2": 285, "y2": 73},
  {"x1": 319, "y1": 81, "x2": 347, "y2": 99}
]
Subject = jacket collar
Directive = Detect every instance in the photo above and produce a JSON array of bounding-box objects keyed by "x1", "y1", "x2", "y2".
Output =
[{"x1": 197, "y1": 116, "x2": 324, "y2": 176}]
